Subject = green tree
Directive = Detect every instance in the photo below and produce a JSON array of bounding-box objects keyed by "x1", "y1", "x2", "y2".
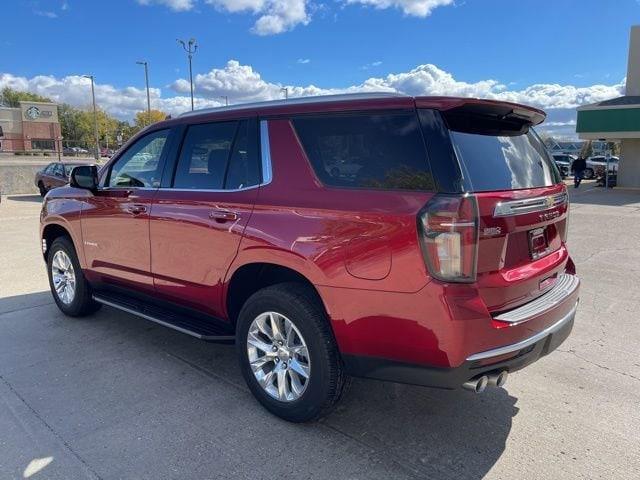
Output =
[
  {"x1": 0, "y1": 87, "x2": 52, "y2": 107},
  {"x1": 134, "y1": 109, "x2": 167, "y2": 129}
]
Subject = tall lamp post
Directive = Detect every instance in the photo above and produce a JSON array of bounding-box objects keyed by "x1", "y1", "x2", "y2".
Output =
[
  {"x1": 281, "y1": 87, "x2": 288, "y2": 100},
  {"x1": 83, "y1": 74, "x2": 100, "y2": 160},
  {"x1": 136, "y1": 61, "x2": 151, "y2": 126},
  {"x1": 220, "y1": 95, "x2": 228, "y2": 106},
  {"x1": 177, "y1": 38, "x2": 197, "y2": 111}
]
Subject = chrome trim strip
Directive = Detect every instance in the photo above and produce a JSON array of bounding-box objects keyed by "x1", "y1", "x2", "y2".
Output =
[
  {"x1": 466, "y1": 301, "x2": 577, "y2": 362},
  {"x1": 179, "y1": 92, "x2": 409, "y2": 118},
  {"x1": 92, "y1": 295, "x2": 235, "y2": 341},
  {"x1": 494, "y1": 274, "x2": 580, "y2": 324},
  {"x1": 156, "y1": 185, "x2": 260, "y2": 193},
  {"x1": 260, "y1": 120, "x2": 273, "y2": 185},
  {"x1": 493, "y1": 192, "x2": 568, "y2": 217}
]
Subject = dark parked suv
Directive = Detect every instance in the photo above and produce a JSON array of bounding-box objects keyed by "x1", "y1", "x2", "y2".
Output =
[{"x1": 40, "y1": 93, "x2": 579, "y2": 422}]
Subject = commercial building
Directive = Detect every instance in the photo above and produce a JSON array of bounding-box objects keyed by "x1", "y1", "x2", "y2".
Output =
[
  {"x1": 0, "y1": 101, "x2": 61, "y2": 153},
  {"x1": 577, "y1": 25, "x2": 640, "y2": 187}
]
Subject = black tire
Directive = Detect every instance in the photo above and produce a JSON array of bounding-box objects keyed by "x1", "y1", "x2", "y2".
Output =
[
  {"x1": 38, "y1": 182, "x2": 47, "y2": 197},
  {"x1": 47, "y1": 236, "x2": 101, "y2": 317},
  {"x1": 236, "y1": 282, "x2": 350, "y2": 422}
]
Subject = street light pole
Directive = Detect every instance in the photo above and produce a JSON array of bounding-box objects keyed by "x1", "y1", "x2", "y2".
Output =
[
  {"x1": 83, "y1": 75, "x2": 100, "y2": 160},
  {"x1": 220, "y1": 96, "x2": 228, "y2": 106},
  {"x1": 178, "y1": 38, "x2": 198, "y2": 111},
  {"x1": 136, "y1": 61, "x2": 151, "y2": 126},
  {"x1": 281, "y1": 87, "x2": 288, "y2": 100}
]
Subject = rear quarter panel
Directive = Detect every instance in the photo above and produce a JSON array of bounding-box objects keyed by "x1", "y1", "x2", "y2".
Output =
[{"x1": 227, "y1": 119, "x2": 433, "y2": 293}]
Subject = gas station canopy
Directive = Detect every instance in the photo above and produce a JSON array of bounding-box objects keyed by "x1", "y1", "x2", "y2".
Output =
[{"x1": 577, "y1": 96, "x2": 640, "y2": 140}]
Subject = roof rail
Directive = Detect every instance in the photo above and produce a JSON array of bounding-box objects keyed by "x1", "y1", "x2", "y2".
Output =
[{"x1": 178, "y1": 92, "x2": 409, "y2": 117}]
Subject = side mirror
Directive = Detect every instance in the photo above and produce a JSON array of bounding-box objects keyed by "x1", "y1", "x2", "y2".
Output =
[{"x1": 69, "y1": 165, "x2": 99, "y2": 191}]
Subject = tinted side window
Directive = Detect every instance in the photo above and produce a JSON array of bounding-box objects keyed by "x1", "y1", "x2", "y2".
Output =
[
  {"x1": 44, "y1": 164, "x2": 56, "y2": 174},
  {"x1": 53, "y1": 164, "x2": 65, "y2": 177},
  {"x1": 293, "y1": 112, "x2": 434, "y2": 191},
  {"x1": 108, "y1": 129, "x2": 169, "y2": 188},
  {"x1": 173, "y1": 122, "x2": 237, "y2": 190}
]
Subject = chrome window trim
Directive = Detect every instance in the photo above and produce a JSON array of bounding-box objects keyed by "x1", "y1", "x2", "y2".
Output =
[
  {"x1": 156, "y1": 185, "x2": 261, "y2": 193},
  {"x1": 466, "y1": 300, "x2": 578, "y2": 362},
  {"x1": 493, "y1": 192, "x2": 568, "y2": 217},
  {"x1": 260, "y1": 120, "x2": 273, "y2": 185}
]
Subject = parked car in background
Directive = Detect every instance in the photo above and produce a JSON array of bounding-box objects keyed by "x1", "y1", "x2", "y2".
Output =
[
  {"x1": 586, "y1": 155, "x2": 619, "y2": 179},
  {"x1": 40, "y1": 93, "x2": 579, "y2": 422},
  {"x1": 35, "y1": 161, "x2": 95, "y2": 196},
  {"x1": 100, "y1": 148, "x2": 115, "y2": 158},
  {"x1": 551, "y1": 153, "x2": 576, "y2": 178}
]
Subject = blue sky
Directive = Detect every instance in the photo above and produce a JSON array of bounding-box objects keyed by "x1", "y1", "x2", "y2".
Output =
[{"x1": 1, "y1": 0, "x2": 637, "y2": 137}]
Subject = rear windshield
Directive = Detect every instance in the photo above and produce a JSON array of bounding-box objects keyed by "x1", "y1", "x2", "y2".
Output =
[
  {"x1": 292, "y1": 112, "x2": 435, "y2": 191},
  {"x1": 449, "y1": 128, "x2": 562, "y2": 192}
]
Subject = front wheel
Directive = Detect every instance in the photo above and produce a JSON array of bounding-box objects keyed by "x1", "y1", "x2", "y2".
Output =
[
  {"x1": 236, "y1": 283, "x2": 349, "y2": 422},
  {"x1": 38, "y1": 182, "x2": 47, "y2": 197},
  {"x1": 47, "y1": 236, "x2": 101, "y2": 317}
]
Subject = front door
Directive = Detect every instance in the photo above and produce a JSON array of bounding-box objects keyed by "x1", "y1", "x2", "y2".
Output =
[
  {"x1": 149, "y1": 118, "x2": 261, "y2": 318},
  {"x1": 81, "y1": 128, "x2": 171, "y2": 292}
]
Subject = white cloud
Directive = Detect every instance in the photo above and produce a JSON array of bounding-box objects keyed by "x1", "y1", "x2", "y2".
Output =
[
  {"x1": 34, "y1": 10, "x2": 58, "y2": 18},
  {"x1": 0, "y1": 61, "x2": 625, "y2": 139},
  {"x1": 206, "y1": 0, "x2": 310, "y2": 35},
  {"x1": 136, "y1": 0, "x2": 195, "y2": 11},
  {"x1": 345, "y1": 0, "x2": 455, "y2": 17},
  {"x1": 298, "y1": 58, "x2": 311, "y2": 64},
  {"x1": 137, "y1": 0, "x2": 455, "y2": 35}
]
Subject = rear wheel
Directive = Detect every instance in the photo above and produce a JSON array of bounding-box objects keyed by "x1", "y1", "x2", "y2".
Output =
[
  {"x1": 47, "y1": 236, "x2": 101, "y2": 317},
  {"x1": 236, "y1": 283, "x2": 349, "y2": 422},
  {"x1": 38, "y1": 182, "x2": 47, "y2": 197}
]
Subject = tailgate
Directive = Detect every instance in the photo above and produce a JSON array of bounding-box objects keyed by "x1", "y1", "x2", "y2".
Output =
[{"x1": 475, "y1": 184, "x2": 569, "y2": 312}]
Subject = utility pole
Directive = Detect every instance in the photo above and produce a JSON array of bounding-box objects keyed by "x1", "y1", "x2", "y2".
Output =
[
  {"x1": 83, "y1": 75, "x2": 100, "y2": 160},
  {"x1": 220, "y1": 95, "x2": 228, "y2": 106},
  {"x1": 136, "y1": 61, "x2": 151, "y2": 126},
  {"x1": 177, "y1": 38, "x2": 197, "y2": 111},
  {"x1": 281, "y1": 87, "x2": 288, "y2": 100}
]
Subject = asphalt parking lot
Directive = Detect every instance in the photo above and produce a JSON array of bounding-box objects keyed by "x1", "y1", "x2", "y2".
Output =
[{"x1": 1, "y1": 185, "x2": 639, "y2": 480}]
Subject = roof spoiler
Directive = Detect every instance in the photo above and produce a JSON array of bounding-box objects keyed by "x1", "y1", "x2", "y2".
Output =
[{"x1": 415, "y1": 97, "x2": 546, "y2": 127}]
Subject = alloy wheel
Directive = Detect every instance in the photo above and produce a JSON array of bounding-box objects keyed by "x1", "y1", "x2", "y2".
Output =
[
  {"x1": 246, "y1": 311, "x2": 311, "y2": 402},
  {"x1": 51, "y1": 250, "x2": 76, "y2": 305}
]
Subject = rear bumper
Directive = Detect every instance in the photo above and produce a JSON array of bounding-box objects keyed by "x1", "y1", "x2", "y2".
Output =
[{"x1": 343, "y1": 300, "x2": 576, "y2": 389}]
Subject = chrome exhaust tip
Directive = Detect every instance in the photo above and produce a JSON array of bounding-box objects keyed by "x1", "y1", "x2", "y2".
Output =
[
  {"x1": 462, "y1": 375, "x2": 489, "y2": 393},
  {"x1": 488, "y1": 370, "x2": 508, "y2": 388}
]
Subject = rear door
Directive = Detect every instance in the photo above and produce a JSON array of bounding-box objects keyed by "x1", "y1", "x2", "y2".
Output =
[
  {"x1": 420, "y1": 106, "x2": 568, "y2": 312},
  {"x1": 149, "y1": 117, "x2": 261, "y2": 318}
]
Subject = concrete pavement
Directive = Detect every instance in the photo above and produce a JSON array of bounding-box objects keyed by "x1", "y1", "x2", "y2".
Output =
[{"x1": 0, "y1": 188, "x2": 639, "y2": 479}]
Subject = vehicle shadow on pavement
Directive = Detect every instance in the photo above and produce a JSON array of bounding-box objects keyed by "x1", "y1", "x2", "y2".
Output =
[
  {"x1": 1, "y1": 294, "x2": 517, "y2": 480},
  {"x1": 5, "y1": 195, "x2": 42, "y2": 203},
  {"x1": 323, "y1": 378, "x2": 518, "y2": 479}
]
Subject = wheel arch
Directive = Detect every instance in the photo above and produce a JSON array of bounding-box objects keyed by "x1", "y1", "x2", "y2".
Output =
[
  {"x1": 42, "y1": 222, "x2": 79, "y2": 263},
  {"x1": 224, "y1": 262, "x2": 332, "y2": 333}
]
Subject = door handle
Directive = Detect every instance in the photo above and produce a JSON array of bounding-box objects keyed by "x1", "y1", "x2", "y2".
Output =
[
  {"x1": 127, "y1": 204, "x2": 148, "y2": 215},
  {"x1": 209, "y1": 210, "x2": 238, "y2": 222}
]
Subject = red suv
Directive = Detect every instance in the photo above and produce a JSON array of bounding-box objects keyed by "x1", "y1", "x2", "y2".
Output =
[{"x1": 40, "y1": 93, "x2": 579, "y2": 422}]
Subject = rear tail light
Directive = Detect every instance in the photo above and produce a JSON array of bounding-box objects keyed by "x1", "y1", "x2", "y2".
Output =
[
  {"x1": 418, "y1": 194, "x2": 479, "y2": 283},
  {"x1": 561, "y1": 186, "x2": 570, "y2": 243}
]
